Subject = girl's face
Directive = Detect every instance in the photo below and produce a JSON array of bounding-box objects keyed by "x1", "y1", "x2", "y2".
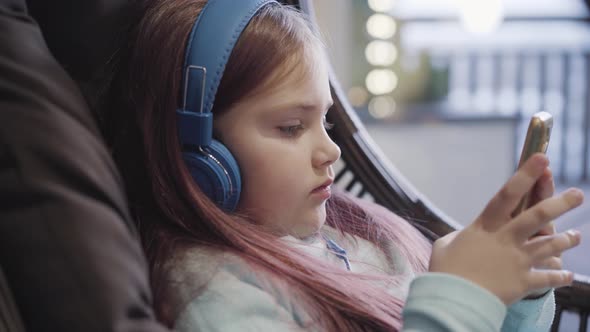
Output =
[{"x1": 215, "y1": 56, "x2": 340, "y2": 238}]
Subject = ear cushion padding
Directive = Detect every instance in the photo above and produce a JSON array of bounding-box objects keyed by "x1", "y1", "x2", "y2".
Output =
[{"x1": 183, "y1": 139, "x2": 241, "y2": 211}]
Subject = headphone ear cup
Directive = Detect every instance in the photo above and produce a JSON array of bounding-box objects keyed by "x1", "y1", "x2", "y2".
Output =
[
  {"x1": 183, "y1": 140, "x2": 241, "y2": 211},
  {"x1": 208, "y1": 139, "x2": 241, "y2": 210}
]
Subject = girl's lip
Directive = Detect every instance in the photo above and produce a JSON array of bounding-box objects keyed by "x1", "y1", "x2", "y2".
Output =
[
  {"x1": 311, "y1": 179, "x2": 334, "y2": 193},
  {"x1": 311, "y1": 185, "x2": 332, "y2": 200}
]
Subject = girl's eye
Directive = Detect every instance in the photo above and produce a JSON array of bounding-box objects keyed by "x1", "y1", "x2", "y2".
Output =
[
  {"x1": 278, "y1": 124, "x2": 305, "y2": 137},
  {"x1": 323, "y1": 116, "x2": 334, "y2": 131}
]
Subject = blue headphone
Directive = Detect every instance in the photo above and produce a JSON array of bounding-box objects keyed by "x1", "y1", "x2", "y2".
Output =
[{"x1": 176, "y1": 0, "x2": 277, "y2": 211}]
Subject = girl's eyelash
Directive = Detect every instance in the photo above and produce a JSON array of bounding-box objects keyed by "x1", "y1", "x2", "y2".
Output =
[
  {"x1": 323, "y1": 117, "x2": 334, "y2": 131},
  {"x1": 278, "y1": 117, "x2": 333, "y2": 138},
  {"x1": 278, "y1": 124, "x2": 305, "y2": 137}
]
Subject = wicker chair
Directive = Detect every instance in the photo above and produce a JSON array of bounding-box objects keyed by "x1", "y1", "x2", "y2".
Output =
[{"x1": 284, "y1": 0, "x2": 590, "y2": 331}]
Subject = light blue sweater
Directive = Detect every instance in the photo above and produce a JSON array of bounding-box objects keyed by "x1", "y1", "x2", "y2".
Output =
[
  {"x1": 171, "y1": 228, "x2": 554, "y2": 331},
  {"x1": 404, "y1": 273, "x2": 554, "y2": 331}
]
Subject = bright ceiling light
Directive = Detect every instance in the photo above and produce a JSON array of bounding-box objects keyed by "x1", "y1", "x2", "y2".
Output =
[{"x1": 456, "y1": 0, "x2": 504, "y2": 35}]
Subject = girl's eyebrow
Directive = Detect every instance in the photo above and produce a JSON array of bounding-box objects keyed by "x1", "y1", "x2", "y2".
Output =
[{"x1": 274, "y1": 100, "x2": 334, "y2": 113}]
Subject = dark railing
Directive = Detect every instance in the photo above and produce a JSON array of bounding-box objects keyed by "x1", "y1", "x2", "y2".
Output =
[{"x1": 398, "y1": 19, "x2": 590, "y2": 184}]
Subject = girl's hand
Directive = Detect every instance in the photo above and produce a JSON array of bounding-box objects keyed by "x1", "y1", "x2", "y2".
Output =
[
  {"x1": 524, "y1": 164, "x2": 559, "y2": 298},
  {"x1": 429, "y1": 154, "x2": 583, "y2": 306},
  {"x1": 526, "y1": 163, "x2": 556, "y2": 236}
]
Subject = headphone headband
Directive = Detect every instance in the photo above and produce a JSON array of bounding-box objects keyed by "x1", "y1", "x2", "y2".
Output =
[
  {"x1": 176, "y1": 0, "x2": 279, "y2": 211},
  {"x1": 177, "y1": 0, "x2": 276, "y2": 147}
]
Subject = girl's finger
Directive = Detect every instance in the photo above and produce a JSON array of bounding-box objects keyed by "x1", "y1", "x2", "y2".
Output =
[
  {"x1": 535, "y1": 222, "x2": 556, "y2": 237},
  {"x1": 508, "y1": 189, "x2": 584, "y2": 242},
  {"x1": 479, "y1": 154, "x2": 549, "y2": 228},
  {"x1": 529, "y1": 168, "x2": 554, "y2": 205},
  {"x1": 533, "y1": 256, "x2": 563, "y2": 271},
  {"x1": 524, "y1": 230, "x2": 581, "y2": 263},
  {"x1": 526, "y1": 269, "x2": 574, "y2": 292}
]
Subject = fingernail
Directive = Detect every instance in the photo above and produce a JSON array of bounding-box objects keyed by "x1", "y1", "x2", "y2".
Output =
[
  {"x1": 567, "y1": 230, "x2": 581, "y2": 243},
  {"x1": 539, "y1": 155, "x2": 549, "y2": 166},
  {"x1": 562, "y1": 271, "x2": 573, "y2": 281},
  {"x1": 567, "y1": 188, "x2": 584, "y2": 201}
]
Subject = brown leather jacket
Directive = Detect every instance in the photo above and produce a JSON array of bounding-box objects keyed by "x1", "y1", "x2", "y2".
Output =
[{"x1": 0, "y1": 1, "x2": 167, "y2": 331}]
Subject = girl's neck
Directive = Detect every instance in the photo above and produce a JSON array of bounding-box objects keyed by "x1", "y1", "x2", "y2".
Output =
[{"x1": 281, "y1": 230, "x2": 323, "y2": 244}]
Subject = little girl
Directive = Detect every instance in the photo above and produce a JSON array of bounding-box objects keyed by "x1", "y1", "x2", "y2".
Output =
[{"x1": 97, "y1": 0, "x2": 583, "y2": 330}]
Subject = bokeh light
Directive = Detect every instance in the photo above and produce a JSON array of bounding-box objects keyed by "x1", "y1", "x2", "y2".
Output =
[
  {"x1": 368, "y1": 96, "x2": 396, "y2": 119},
  {"x1": 365, "y1": 69, "x2": 398, "y2": 95},
  {"x1": 366, "y1": 14, "x2": 397, "y2": 39},
  {"x1": 348, "y1": 86, "x2": 370, "y2": 107},
  {"x1": 368, "y1": 0, "x2": 396, "y2": 13},
  {"x1": 365, "y1": 40, "x2": 398, "y2": 66}
]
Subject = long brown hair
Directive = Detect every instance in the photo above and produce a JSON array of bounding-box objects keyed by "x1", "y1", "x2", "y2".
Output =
[{"x1": 99, "y1": 0, "x2": 431, "y2": 330}]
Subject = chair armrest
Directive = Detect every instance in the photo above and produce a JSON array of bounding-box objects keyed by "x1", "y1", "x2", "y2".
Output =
[{"x1": 555, "y1": 274, "x2": 590, "y2": 313}]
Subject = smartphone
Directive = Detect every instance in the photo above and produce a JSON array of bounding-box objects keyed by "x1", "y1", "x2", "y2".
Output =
[{"x1": 511, "y1": 111, "x2": 553, "y2": 217}]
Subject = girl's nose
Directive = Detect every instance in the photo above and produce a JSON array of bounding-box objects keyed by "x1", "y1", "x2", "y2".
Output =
[{"x1": 312, "y1": 131, "x2": 341, "y2": 169}]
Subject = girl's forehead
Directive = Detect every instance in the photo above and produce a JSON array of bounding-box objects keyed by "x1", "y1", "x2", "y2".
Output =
[
  {"x1": 221, "y1": 43, "x2": 330, "y2": 117},
  {"x1": 262, "y1": 49, "x2": 328, "y2": 97},
  {"x1": 269, "y1": 57, "x2": 327, "y2": 94}
]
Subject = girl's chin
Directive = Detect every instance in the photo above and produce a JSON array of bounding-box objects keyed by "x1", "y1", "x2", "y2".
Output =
[
  {"x1": 290, "y1": 218, "x2": 326, "y2": 239},
  {"x1": 260, "y1": 208, "x2": 327, "y2": 238}
]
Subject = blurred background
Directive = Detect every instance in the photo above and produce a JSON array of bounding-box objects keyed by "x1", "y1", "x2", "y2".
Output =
[{"x1": 312, "y1": 0, "x2": 589, "y2": 328}]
